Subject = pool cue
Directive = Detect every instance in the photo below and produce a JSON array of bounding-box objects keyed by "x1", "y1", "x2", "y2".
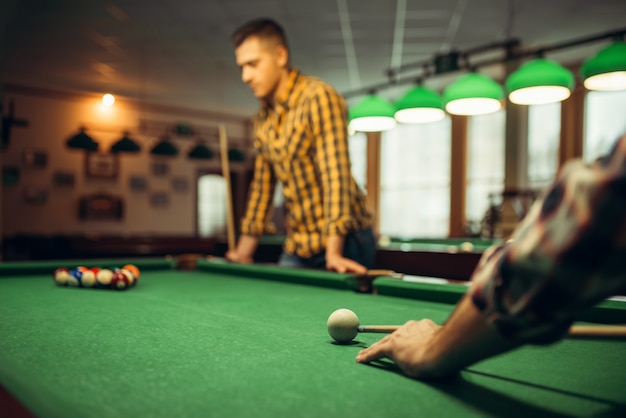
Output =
[
  {"x1": 219, "y1": 123, "x2": 236, "y2": 252},
  {"x1": 357, "y1": 325, "x2": 626, "y2": 338}
]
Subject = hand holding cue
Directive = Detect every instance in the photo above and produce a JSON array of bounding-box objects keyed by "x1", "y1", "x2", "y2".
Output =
[
  {"x1": 357, "y1": 324, "x2": 626, "y2": 338},
  {"x1": 219, "y1": 123, "x2": 236, "y2": 252}
]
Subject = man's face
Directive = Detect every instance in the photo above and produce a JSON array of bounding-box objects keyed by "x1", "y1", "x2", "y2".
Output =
[{"x1": 235, "y1": 36, "x2": 286, "y2": 100}]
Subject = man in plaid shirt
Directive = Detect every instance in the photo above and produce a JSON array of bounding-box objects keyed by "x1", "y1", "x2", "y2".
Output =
[{"x1": 226, "y1": 18, "x2": 375, "y2": 273}]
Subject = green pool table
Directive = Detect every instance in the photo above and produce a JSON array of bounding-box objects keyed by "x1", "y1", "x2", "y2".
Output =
[{"x1": 1, "y1": 258, "x2": 625, "y2": 418}]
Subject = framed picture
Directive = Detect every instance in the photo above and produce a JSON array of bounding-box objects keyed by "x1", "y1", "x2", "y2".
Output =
[
  {"x1": 78, "y1": 193, "x2": 124, "y2": 220},
  {"x1": 23, "y1": 185, "x2": 48, "y2": 205},
  {"x1": 172, "y1": 177, "x2": 188, "y2": 192},
  {"x1": 53, "y1": 171, "x2": 76, "y2": 187},
  {"x1": 151, "y1": 162, "x2": 169, "y2": 177},
  {"x1": 150, "y1": 191, "x2": 169, "y2": 208},
  {"x1": 2, "y1": 166, "x2": 19, "y2": 186},
  {"x1": 129, "y1": 175, "x2": 148, "y2": 191},
  {"x1": 85, "y1": 152, "x2": 119, "y2": 179},
  {"x1": 23, "y1": 149, "x2": 48, "y2": 168}
]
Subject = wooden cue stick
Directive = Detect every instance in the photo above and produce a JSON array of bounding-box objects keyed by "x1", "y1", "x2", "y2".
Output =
[
  {"x1": 219, "y1": 123, "x2": 236, "y2": 252},
  {"x1": 358, "y1": 325, "x2": 626, "y2": 338}
]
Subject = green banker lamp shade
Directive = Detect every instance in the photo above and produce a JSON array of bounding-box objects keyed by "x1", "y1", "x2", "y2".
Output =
[
  {"x1": 506, "y1": 58, "x2": 574, "y2": 105},
  {"x1": 111, "y1": 132, "x2": 141, "y2": 153},
  {"x1": 394, "y1": 85, "x2": 445, "y2": 124},
  {"x1": 150, "y1": 136, "x2": 179, "y2": 156},
  {"x1": 188, "y1": 143, "x2": 214, "y2": 160},
  {"x1": 581, "y1": 42, "x2": 626, "y2": 91},
  {"x1": 348, "y1": 95, "x2": 396, "y2": 132},
  {"x1": 66, "y1": 127, "x2": 99, "y2": 151},
  {"x1": 443, "y1": 73, "x2": 504, "y2": 115}
]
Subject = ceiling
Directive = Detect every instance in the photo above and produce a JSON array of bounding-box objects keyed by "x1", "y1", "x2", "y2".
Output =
[{"x1": 1, "y1": 0, "x2": 625, "y2": 117}]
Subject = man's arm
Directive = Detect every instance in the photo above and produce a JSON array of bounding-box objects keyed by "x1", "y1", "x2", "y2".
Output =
[
  {"x1": 226, "y1": 234, "x2": 259, "y2": 264},
  {"x1": 325, "y1": 234, "x2": 367, "y2": 274},
  {"x1": 356, "y1": 294, "x2": 522, "y2": 379}
]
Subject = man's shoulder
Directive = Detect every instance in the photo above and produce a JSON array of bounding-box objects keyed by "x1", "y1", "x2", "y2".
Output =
[{"x1": 296, "y1": 72, "x2": 342, "y2": 99}]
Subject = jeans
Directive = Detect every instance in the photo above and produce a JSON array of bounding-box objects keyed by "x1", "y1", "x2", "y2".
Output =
[{"x1": 278, "y1": 228, "x2": 377, "y2": 269}]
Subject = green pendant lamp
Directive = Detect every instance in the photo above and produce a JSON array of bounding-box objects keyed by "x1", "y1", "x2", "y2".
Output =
[
  {"x1": 443, "y1": 72, "x2": 504, "y2": 115},
  {"x1": 348, "y1": 95, "x2": 396, "y2": 132},
  {"x1": 188, "y1": 143, "x2": 214, "y2": 160},
  {"x1": 111, "y1": 132, "x2": 141, "y2": 153},
  {"x1": 66, "y1": 127, "x2": 99, "y2": 151},
  {"x1": 581, "y1": 42, "x2": 626, "y2": 91},
  {"x1": 150, "y1": 136, "x2": 179, "y2": 156},
  {"x1": 394, "y1": 85, "x2": 445, "y2": 124},
  {"x1": 506, "y1": 58, "x2": 574, "y2": 105}
]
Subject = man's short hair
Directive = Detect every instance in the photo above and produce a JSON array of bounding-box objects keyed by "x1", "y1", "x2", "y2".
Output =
[{"x1": 231, "y1": 18, "x2": 289, "y2": 51}]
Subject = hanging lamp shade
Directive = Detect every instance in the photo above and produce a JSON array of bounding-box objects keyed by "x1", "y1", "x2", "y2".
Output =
[
  {"x1": 150, "y1": 136, "x2": 178, "y2": 156},
  {"x1": 228, "y1": 148, "x2": 246, "y2": 162},
  {"x1": 348, "y1": 95, "x2": 397, "y2": 132},
  {"x1": 111, "y1": 132, "x2": 141, "y2": 153},
  {"x1": 394, "y1": 85, "x2": 445, "y2": 124},
  {"x1": 66, "y1": 127, "x2": 99, "y2": 151},
  {"x1": 581, "y1": 42, "x2": 626, "y2": 91},
  {"x1": 506, "y1": 58, "x2": 574, "y2": 105},
  {"x1": 443, "y1": 73, "x2": 504, "y2": 115},
  {"x1": 188, "y1": 143, "x2": 214, "y2": 160}
]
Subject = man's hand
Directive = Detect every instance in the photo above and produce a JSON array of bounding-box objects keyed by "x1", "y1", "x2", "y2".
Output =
[
  {"x1": 325, "y1": 253, "x2": 367, "y2": 274},
  {"x1": 356, "y1": 296, "x2": 521, "y2": 380},
  {"x1": 225, "y1": 235, "x2": 259, "y2": 264},
  {"x1": 225, "y1": 249, "x2": 253, "y2": 264},
  {"x1": 356, "y1": 319, "x2": 444, "y2": 379}
]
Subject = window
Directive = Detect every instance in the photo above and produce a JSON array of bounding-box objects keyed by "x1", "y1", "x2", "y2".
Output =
[
  {"x1": 466, "y1": 110, "x2": 505, "y2": 229},
  {"x1": 348, "y1": 131, "x2": 367, "y2": 191},
  {"x1": 528, "y1": 102, "x2": 560, "y2": 189},
  {"x1": 584, "y1": 90, "x2": 626, "y2": 163},
  {"x1": 379, "y1": 120, "x2": 451, "y2": 238},
  {"x1": 198, "y1": 174, "x2": 228, "y2": 238}
]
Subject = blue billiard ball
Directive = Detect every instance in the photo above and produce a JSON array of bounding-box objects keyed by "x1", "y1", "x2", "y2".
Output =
[{"x1": 67, "y1": 268, "x2": 83, "y2": 287}]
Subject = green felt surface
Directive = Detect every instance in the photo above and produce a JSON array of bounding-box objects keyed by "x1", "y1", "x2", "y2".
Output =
[{"x1": 1, "y1": 261, "x2": 625, "y2": 418}]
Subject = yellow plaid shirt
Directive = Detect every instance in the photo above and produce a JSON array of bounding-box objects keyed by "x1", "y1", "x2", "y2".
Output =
[{"x1": 240, "y1": 69, "x2": 373, "y2": 257}]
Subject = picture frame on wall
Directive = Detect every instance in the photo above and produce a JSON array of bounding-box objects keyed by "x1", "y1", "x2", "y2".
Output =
[
  {"x1": 23, "y1": 185, "x2": 48, "y2": 205},
  {"x1": 53, "y1": 171, "x2": 76, "y2": 187},
  {"x1": 2, "y1": 166, "x2": 19, "y2": 186},
  {"x1": 129, "y1": 175, "x2": 148, "y2": 191},
  {"x1": 150, "y1": 191, "x2": 169, "y2": 208},
  {"x1": 23, "y1": 149, "x2": 48, "y2": 169},
  {"x1": 172, "y1": 177, "x2": 188, "y2": 192},
  {"x1": 151, "y1": 162, "x2": 169, "y2": 177},
  {"x1": 85, "y1": 152, "x2": 119, "y2": 179},
  {"x1": 78, "y1": 193, "x2": 124, "y2": 220}
]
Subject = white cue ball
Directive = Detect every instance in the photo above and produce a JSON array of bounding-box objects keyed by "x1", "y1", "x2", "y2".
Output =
[
  {"x1": 460, "y1": 242, "x2": 474, "y2": 252},
  {"x1": 327, "y1": 308, "x2": 360, "y2": 343}
]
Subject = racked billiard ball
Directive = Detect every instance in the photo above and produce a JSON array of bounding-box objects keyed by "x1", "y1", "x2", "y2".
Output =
[
  {"x1": 122, "y1": 264, "x2": 140, "y2": 282},
  {"x1": 111, "y1": 271, "x2": 130, "y2": 290},
  {"x1": 80, "y1": 269, "x2": 97, "y2": 287},
  {"x1": 118, "y1": 268, "x2": 135, "y2": 287},
  {"x1": 53, "y1": 268, "x2": 71, "y2": 286},
  {"x1": 96, "y1": 269, "x2": 114, "y2": 288},
  {"x1": 67, "y1": 268, "x2": 83, "y2": 287}
]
